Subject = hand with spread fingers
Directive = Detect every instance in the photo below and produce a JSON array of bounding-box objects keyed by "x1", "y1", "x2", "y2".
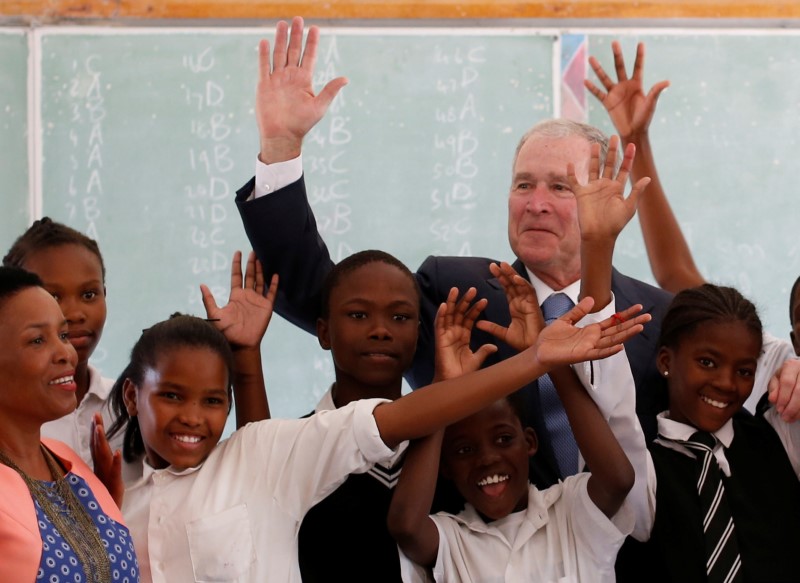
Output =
[
  {"x1": 434, "y1": 286, "x2": 497, "y2": 381},
  {"x1": 585, "y1": 41, "x2": 669, "y2": 143},
  {"x1": 256, "y1": 16, "x2": 348, "y2": 163},
  {"x1": 476, "y1": 262, "x2": 544, "y2": 353}
]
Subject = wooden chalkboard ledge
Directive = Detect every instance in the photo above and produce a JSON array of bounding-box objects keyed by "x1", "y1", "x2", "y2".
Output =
[{"x1": 4, "y1": 0, "x2": 800, "y2": 22}]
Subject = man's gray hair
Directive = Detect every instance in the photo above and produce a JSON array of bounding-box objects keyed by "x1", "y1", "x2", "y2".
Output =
[{"x1": 512, "y1": 119, "x2": 610, "y2": 173}]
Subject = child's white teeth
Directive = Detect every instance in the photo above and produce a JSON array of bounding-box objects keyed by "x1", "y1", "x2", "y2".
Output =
[
  {"x1": 49, "y1": 376, "x2": 73, "y2": 385},
  {"x1": 702, "y1": 396, "x2": 728, "y2": 409},
  {"x1": 173, "y1": 435, "x2": 202, "y2": 443},
  {"x1": 477, "y1": 474, "x2": 509, "y2": 487}
]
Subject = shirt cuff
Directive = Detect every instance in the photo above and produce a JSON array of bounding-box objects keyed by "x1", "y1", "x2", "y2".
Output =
[{"x1": 250, "y1": 154, "x2": 304, "y2": 200}]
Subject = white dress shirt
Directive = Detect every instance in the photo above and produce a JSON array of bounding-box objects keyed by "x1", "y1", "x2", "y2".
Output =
[
  {"x1": 123, "y1": 398, "x2": 397, "y2": 583},
  {"x1": 424, "y1": 476, "x2": 633, "y2": 583}
]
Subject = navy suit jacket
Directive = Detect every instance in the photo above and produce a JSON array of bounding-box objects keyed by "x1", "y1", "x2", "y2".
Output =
[{"x1": 237, "y1": 175, "x2": 672, "y2": 487}]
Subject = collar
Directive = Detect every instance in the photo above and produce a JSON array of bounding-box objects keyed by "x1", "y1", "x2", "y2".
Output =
[
  {"x1": 314, "y1": 385, "x2": 336, "y2": 413},
  {"x1": 656, "y1": 411, "x2": 735, "y2": 451},
  {"x1": 85, "y1": 364, "x2": 113, "y2": 401},
  {"x1": 446, "y1": 483, "x2": 559, "y2": 536},
  {"x1": 141, "y1": 457, "x2": 203, "y2": 482},
  {"x1": 524, "y1": 268, "x2": 581, "y2": 308}
]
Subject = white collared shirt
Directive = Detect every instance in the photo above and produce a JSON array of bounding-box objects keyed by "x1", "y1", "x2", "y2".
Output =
[
  {"x1": 424, "y1": 476, "x2": 633, "y2": 583},
  {"x1": 122, "y1": 398, "x2": 396, "y2": 583}
]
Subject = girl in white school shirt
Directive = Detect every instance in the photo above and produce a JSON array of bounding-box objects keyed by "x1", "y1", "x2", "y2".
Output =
[{"x1": 96, "y1": 251, "x2": 646, "y2": 582}]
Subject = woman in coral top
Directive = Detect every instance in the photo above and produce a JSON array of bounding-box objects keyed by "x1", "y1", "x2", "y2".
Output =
[{"x1": 0, "y1": 266, "x2": 138, "y2": 583}]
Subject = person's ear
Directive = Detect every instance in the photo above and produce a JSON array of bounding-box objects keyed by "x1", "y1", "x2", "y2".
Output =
[
  {"x1": 122, "y1": 379, "x2": 138, "y2": 416},
  {"x1": 656, "y1": 346, "x2": 672, "y2": 379},
  {"x1": 317, "y1": 317, "x2": 332, "y2": 350},
  {"x1": 524, "y1": 427, "x2": 538, "y2": 457}
]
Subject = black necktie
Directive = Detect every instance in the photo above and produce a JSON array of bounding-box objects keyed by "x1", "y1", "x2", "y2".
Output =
[{"x1": 679, "y1": 431, "x2": 743, "y2": 583}]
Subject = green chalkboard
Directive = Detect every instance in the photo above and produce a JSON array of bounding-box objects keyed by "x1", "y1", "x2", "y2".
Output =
[
  {"x1": 9, "y1": 26, "x2": 799, "y2": 425},
  {"x1": 587, "y1": 32, "x2": 800, "y2": 342},
  {"x1": 35, "y1": 28, "x2": 554, "y2": 422},
  {"x1": 0, "y1": 30, "x2": 29, "y2": 253}
]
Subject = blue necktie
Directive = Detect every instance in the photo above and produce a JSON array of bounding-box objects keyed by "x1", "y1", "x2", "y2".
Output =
[{"x1": 538, "y1": 293, "x2": 579, "y2": 477}]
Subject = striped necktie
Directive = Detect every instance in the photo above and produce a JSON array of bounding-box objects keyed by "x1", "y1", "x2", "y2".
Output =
[
  {"x1": 538, "y1": 293, "x2": 579, "y2": 477},
  {"x1": 681, "y1": 431, "x2": 743, "y2": 583}
]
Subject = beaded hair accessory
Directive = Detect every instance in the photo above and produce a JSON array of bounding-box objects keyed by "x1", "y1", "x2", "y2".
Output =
[{"x1": 0, "y1": 445, "x2": 111, "y2": 582}]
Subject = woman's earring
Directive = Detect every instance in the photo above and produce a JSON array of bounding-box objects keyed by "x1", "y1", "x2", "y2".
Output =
[{"x1": 662, "y1": 370, "x2": 669, "y2": 378}]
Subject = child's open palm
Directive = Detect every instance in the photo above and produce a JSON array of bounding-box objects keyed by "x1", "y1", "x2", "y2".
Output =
[
  {"x1": 535, "y1": 301, "x2": 651, "y2": 367},
  {"x1": 434, "y1": 287, "x2": 497, "y2": 381},
  {"x1": 201, "y1": 251, "x2": 278, "y2": 349},
  {"x1": 476, "y1": 262, "x2": 543, "y2": 352}
]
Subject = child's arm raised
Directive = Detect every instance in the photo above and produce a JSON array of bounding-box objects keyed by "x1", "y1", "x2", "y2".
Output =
[
  {"x1": 568, "y1": 134, "x2": 653, "y2": 535},
  {"x1": 373, "y1": 293, "x2": 649, "y2": 449},
  {"x1": 388, "y1": 289, "x2": 495, "y2": 568},
  {"x1": 201, "y1": 251, "x2": 278, "y2": 427},
  {"x1": 569, "y1": 134, "x2": 649, "y2": 311},
  {"x1": 585, "y1": 41, "x2": 704, "y2": 293},
  {"x1": 550, "y1": 366, "x2": 634, "y2": 517}
]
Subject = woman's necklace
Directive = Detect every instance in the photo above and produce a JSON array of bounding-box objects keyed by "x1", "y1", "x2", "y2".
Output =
[{"x1": 0, "y1": 445, "x2": 112, "y2": 583}]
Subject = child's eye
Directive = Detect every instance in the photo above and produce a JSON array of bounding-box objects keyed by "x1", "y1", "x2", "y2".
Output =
[
  {"x1": 454, "y1": 445, "x2": 473, "y2": 456},
  {"x1": 159, "y1": 391, "x2": 181, "y2": 401},
  {"x1": 59, "y1": 332, "x2": 70, "y2": 342},
  {"x1": 206, "y1": 397, "x2": 227, "y2": 406},
  {"x1": 82, "y1": 290, "x2": 99, "y2": 301},
  {"x1": 29, "y1": 336, "x2": 44, "y2": 345},
  {"x1": 348, "y1": 312, "x2": 367, "y2": 320},
  {"x1": 738, "y1": 367, "x2": 756, "y2": 378},
  {"x1": 698, "y1": 357, "x2": 715, "y2": 368},
  {"x1": 393, "y1": 314, "x2": 411, "y2": 322},
  {"x1": 495, "y1": 434, "x2": 514, "y2": 446}
]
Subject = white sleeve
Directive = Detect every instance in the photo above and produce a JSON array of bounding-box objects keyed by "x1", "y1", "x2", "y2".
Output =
[
  {"x1": 571, "y1": 294, "x2": 651, "y2": 541},
  {"x1": 745, "y1": 332, "x2": 796, "y2": 413},
  {"x1": 249, "y1": 154, "x2": 304, "y2": 200},
  {"x1": 239, "y1": 398, "x2": 396, "y2": 519}
]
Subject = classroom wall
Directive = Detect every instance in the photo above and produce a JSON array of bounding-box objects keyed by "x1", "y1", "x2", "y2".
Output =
[{"x1": 2, "y1": 21, "x2": 799, "y2": 425}]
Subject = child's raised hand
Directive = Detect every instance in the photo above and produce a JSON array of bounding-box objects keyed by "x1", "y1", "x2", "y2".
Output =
[
  {"x1": 476, "y1": 262, "x2": 544, "y2": 352},
  {"x1": 568, "y1": 136, "x2": 650, "y2": 245},
  {"x1": 535, "y1": 301, "x2": 651, "y2": 367},
  {"x1": 90, "y1": 413, "x2": 124, "y2": 508},
  {"x1": 201, "y1": 251, "x2": 279, "y2": 349},
  {"x1": 584, "y1": 41, "x2": 670, "y2": 142},
  {"x1": 434, "y1": 287, "x2": 497, "y2": 381}
]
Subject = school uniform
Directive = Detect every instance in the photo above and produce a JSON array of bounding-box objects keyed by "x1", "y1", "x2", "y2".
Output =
[
  {"x1": 640, "y1": 409, "x2": 800, "y2": 582},
  {"x1": 400, "y1": 335, "x2": 644, "y2": 583},
  {"x1": 40, "y1": 364, "x2": 143, "y2": 485},
  {"x1": 298, "y1": 387, "x2": 407, "y2": 583},
  {"x1": 122, "y1": 398, "x2": 398, "y2": 583},
  {"x1": 406, "y1": 475, "x2": 633, "y2": 583}
]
